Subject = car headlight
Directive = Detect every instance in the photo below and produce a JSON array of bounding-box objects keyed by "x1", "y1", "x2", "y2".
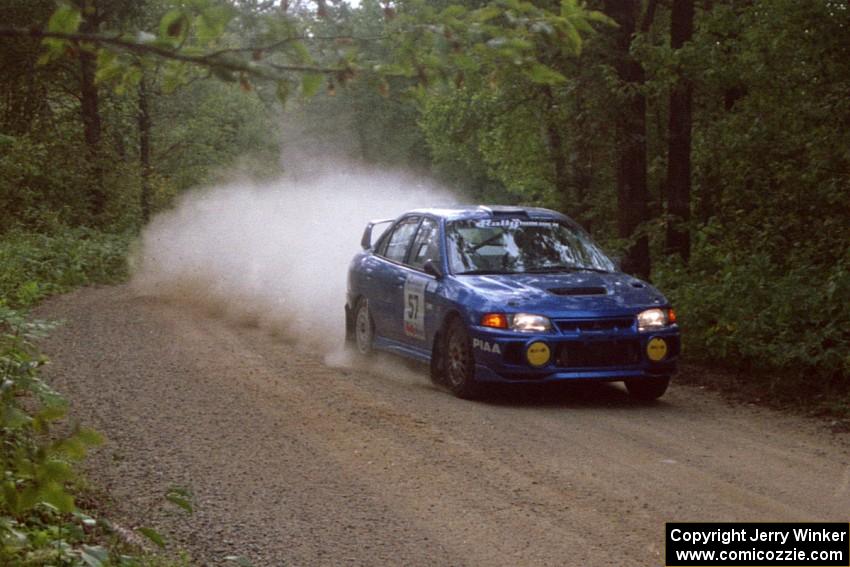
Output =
[
  {"x1": 510, "y1": 313, "x2": 552, "y2": 333},
  {"x1": 637, "y1": 308, "x2": 677, "y2": 332}
]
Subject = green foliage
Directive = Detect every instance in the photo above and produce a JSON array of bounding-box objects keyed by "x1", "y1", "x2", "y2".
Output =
[
  {"x1": 419, "y1": 82, "x2": 551, "y2": 203},
  {"x1": 0, "y1": 229, "x2": 130, "y2": 309},
  {"x1": 648, "y1": 0, "x2": 850, "y2": 393},
  {"x1": 387, "y1": 0, "x2": 613, "y2": 88},
  {"x1": 0, "y1": 307, "x2": 95, "y2": 562},
  {"x1": 137, "y1": 527, "x2": 166, "y2": 550},
  {"x1": 0, "y1": 308, "x2": 193, "y2": 565},
  {"x1": 164, "y1": 487, "x2": 193, "y2": 514},
  {"x1": 655, "y1": 233, "x2": 850, "y2": 396}
]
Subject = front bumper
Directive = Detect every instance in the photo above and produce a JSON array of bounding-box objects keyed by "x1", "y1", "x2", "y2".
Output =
[{"x1": 468, "y1": 325, "x2": 680, "y2": 384}]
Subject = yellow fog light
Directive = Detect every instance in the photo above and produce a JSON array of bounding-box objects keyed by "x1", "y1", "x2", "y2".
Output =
[
  {"x1": 646, "y1": 337, "x2": 668, "y2": 361},
  {"x1": 526, "y1": 341, "x2": 551, "y2": 367}
]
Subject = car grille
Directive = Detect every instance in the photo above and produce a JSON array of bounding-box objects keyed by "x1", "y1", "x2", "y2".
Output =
[
  {"x1": 554, "y1": 317, "x2": 635, "y2": 333},
  {"x1": 555, "y1": 340, "x2": 641, "y2": 368}
]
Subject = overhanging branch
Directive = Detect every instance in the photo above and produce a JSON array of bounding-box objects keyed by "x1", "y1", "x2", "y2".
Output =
[{"x1": 0, "y1": 26, "x2": 347, "y2": 79}]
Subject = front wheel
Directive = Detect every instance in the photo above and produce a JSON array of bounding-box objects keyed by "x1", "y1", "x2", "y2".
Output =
[
  {"x1": 443, "y1": 318, "x2": 480, "y2": 399},
  {"x1": 625, "y1": 376, "x2": 670, "y2": 401}
]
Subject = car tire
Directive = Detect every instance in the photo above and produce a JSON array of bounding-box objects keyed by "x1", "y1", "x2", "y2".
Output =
[
  {"x1": 625, "y1": 376, "x2": 670, "y2": 401},
  {"x1": 443, "y1": 317, "x2": 481, "y2": 399},
  {"x1": 353, "y1": 298, "x2": 375, "y2": 357},
  {"x1": 429, "y1": 331, "x2": 446, "y2": 386}
]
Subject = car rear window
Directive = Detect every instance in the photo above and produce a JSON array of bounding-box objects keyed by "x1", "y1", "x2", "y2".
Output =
[{"x1": 382, "y1": 217, "x2": 420, "y2": 263}]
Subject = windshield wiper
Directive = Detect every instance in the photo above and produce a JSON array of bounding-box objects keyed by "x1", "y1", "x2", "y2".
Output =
[
  {"x1": 524, "y1": 265, "x2": 610, "y2": 274},
  {"x1": 468, "y1": 232, "x2": 504, "y2": 252},
  {"x1": 455, "y1": 269, "x2": 518, "y2": 275}
]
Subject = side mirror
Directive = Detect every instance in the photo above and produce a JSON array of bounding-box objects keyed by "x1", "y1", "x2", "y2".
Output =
[{"x1": 423, "y1": 260, "x2": 443, "y2": 279}]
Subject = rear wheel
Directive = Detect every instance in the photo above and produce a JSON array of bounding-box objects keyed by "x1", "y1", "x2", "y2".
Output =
[
  {"x1": 443, "y1": 317, "x2": 480, "y2": 399},
  {"x1": 625, "y1": 376, "x2": 670, "y2": 401},
  {"x1": 353, "y1": 298, "x2": 375, "y2": 356}
]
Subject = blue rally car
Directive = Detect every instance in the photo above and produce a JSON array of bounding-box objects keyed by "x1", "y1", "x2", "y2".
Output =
[{"x1": 345, "y1": 206, "x2": 680, "y2": 400}]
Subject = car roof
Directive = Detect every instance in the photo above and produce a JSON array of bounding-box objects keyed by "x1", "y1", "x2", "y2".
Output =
[{"x1": 404, "y1": 205, "x2": 570, "y2": 222}]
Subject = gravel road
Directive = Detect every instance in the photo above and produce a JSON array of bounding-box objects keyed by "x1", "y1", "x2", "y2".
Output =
[{"x1": 36, "y1": 286, "x2": 849, "y2": 566}]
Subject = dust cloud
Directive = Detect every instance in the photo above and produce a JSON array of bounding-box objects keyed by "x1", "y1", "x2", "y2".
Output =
[{"x1": 131, "y1": 165, "x2": 458, "y2": 363}]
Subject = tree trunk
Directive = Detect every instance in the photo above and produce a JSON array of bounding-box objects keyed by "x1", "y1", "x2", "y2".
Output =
[
  {"x1": 604, "y1": 0, "x2": 651, "y2": 279},
  {"x1": 138, "y1": 71, "x2": 152, "y2": 224},
  {"x1": 665, "y1": 0, "x2": 695, "y2": 261},
  {"x1": 542, "y1": 86, "x2": 571, "y2": 215},
  {"x1": 78, "y1": 6, "x2": 106, "y2": 220},
  {"x1": 572, "y1": 87, "x2": 593, "y2": 232}
]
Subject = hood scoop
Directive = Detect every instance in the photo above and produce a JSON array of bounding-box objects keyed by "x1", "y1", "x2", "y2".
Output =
[{"x1": 548, "y1": 286, "x2": 607, "y2": 296}]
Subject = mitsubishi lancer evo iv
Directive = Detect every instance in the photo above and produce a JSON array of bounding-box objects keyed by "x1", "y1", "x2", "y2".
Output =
[{"x1": 345, "y1": 206, "x2": 680, "y2": 400}]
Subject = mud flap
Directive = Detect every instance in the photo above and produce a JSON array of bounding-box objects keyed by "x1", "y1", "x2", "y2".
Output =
[{"x1": 344, "y1": 304, "x2": 355, "y2": 344}]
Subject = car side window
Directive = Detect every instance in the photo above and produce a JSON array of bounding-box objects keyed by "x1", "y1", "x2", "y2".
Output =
[
  {"x1": 407, "y1": 218, "x2": 441, "y2": 270},
  {"x1": 381, "y1": 217, "x2": 421, "y2": 263}
]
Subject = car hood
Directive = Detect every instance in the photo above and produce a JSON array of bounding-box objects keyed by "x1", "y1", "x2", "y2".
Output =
[{"x1": 457, "y1": 272, "x2": 668, "y2": 316}]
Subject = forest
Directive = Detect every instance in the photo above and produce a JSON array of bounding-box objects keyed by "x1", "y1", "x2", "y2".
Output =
[{"x1": 1, "y1": 0, "x2": 848, "y2": 563}]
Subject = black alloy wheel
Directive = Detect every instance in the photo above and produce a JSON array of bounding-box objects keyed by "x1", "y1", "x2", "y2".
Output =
[{"x1": 443, "y1": 317, "x2": 481, "y2": 399}]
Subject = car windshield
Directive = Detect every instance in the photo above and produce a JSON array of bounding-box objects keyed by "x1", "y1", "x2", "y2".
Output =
[{"x1": 446, "y1": 218, "x2": 616, "y2": 275}]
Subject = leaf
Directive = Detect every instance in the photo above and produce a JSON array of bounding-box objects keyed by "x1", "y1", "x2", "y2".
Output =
[
  {"x1": 40, "y1": 482, "x2": 75, "y2": 513},
  {"x1": 76, "y1": 427, "x2": 104, "y2": 446},
  {"x1": 196, "y1": 6, "x2": 234, "y2": 44},
  {"x1": 73, "y1": 510, "x2": 98, "y2": 528},
  {"x1": 80, "y1": 545, "x2": 109, "y2": 567},
  {"x1": 47, "y1": 6, "x2": 82, "y2": 34},
  {"x1": 471, "y1": 5, "x2": 502, "y2": 22},
  {"x1": 558, "y1": 19, "x2": 583, "y2": 54},
  {"x1": 53, "y1": 436, "x2": 87, "y2": 460},
  {"x1": 41, "y1": 459, "x2": 75, "y2": 484},
  {"x1": 39, "y1": 38, "x2": 67, "y2": 65},
  {"x1": 585, "y1": 10, "x2": 617, "y2": 27},
  {"x1": 224, "y1": 556, "x2": 256, "y2": 567},
  {"x1": 290, "y1": 41, "x2": 312, "y2": 65},
  {"x1": 162, "y1": 60, "x2": 190, "y2": 92},
  {"x1": 165, "y1": 486, "x2": 193, "y2": 513},
  {"x1": 16, "y1": 281, "x2": 42, "y2": 304},
  {"x1": 95, "y1": 50, "x2": 124, "y2": 85},
  {"x1": 159, "y1": 10, "x2": 189, "y2": 42},
  {"x1": 138, "y1": 527, "x2": 166, "y2": 548},
  {"x1": 2, "y1": 482, "x2": 19, "y2": 513},
  {"x1": 2, "y1": 405, "x2": 32, "y2": 429},
  {"x1": 527, "y1": 63, "x2": 567, "y2": 85},
  {"x1": 301, "y1": 73, "x2": 324, "y2": 98}
]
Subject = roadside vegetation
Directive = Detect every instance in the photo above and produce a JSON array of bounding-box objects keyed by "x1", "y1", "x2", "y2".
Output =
[{"x1": 0, "y1": 0, "x2": 848, "y2": 562}]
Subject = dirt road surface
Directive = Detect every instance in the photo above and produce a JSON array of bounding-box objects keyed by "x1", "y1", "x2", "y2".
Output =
[{"x1": 36, "y1": 286, "x2": 849, "y2": 566}]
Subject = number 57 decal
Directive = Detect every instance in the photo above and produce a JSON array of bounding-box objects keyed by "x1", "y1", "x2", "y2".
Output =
[
  {"x1": 403, "y1": 276, "x2": 427, "y2": 340},
  {"x1": 407, "y1": 294, "x2": 419, "y2": 319}
]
